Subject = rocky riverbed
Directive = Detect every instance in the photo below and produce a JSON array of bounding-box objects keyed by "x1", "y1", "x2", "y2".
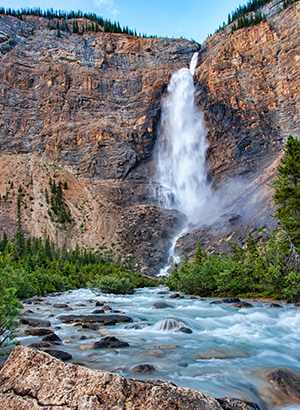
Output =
[{"x1": 3, "y1": 287, "x2": 300, "y2": 410}]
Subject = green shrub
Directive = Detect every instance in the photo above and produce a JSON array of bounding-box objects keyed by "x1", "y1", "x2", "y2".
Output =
[{"x1": 96, "y1": 275, "x2": 134, "y2": 294}]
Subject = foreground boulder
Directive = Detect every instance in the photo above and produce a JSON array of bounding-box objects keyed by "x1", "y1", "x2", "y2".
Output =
[{"x1": 0, "y1": 346, "x2": 261, "y2": 410}]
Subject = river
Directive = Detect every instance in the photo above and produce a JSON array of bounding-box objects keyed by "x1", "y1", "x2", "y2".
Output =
[{"x1": 16, "y1": 286, "x2": 300, "y2": 410}]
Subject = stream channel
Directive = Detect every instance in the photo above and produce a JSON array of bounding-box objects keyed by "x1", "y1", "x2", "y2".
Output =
[{"x1": 16, "y1": 286, "x2": 300, "y2": 410}]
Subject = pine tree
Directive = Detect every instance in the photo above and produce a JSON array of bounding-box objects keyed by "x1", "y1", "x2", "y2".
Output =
[{"x1": 273, "y1": 135, "x2": 300, "y2": 251}]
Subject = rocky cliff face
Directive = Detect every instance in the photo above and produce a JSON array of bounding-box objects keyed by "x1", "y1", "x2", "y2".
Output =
[
  {"x1": 178, "y1": 0, "x2": 300, "y2": 255},
  {"x1": 0, "y1": 0, "x2": 299, "y2": 273}
]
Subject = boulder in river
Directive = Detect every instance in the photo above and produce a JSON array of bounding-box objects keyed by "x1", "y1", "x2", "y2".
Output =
[
  {"x1": 221, "y1": 298, "x2": 241, "y2": 304},
  {"x1": 217, "y1": 397, "x2": 261, "y2": 410},
  {"x1": 58, "y1": 314, "x2": 133, "y2": 326},
  {"x1": 93, "y1": 336, "x2": 129, "y2": 349},
  {"x1": 269, "y1": 303, "x2": 282, "y2": 308},
  {"x1": 266, "y1": 368, "x2": 300, "y2": 402},
  {"x1": 42, "y1": 332, "x2": 62, "y2": 344},
  {"x1": 231, "y1": 302, "x2": 253, "y2": 308},
  {"x1": 24, "y1": 328, "x2": 54, "y2": 336},
  {"x1": 152, "y1": 301, "x2": 172, "y2": 309},
  {"x1": 53, "y1": 303, "x2": 70, "y2": 308},
  {"x1": 19, "y1": 317, "x2": 51, "y2": 327},
  {"x1": 0, "y1": 346, "x2": 240, "y2": 409},
  {"x1": 44, "y1": 349, "x2": 72, "y2": 361},
  {"x1": 28, "y1": 341, "x2": 52, "y2": 350},
  {"x1": 177, "y1": 326, "x2": 193, "y2": 334},
  {"x1": 131, "y1": 364, "x2": 155, "y2": 373},
  {"x1": 167, "y1": 293, "x2": 184, "y2": 299}
]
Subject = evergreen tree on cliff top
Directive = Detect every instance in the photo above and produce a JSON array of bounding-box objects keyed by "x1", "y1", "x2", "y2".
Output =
[{"x1": 273, "y1": 135, "x2": 300, "y2": 252}]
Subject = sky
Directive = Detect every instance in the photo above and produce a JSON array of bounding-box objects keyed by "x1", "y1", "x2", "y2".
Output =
[{"x1": 1, "y1": 0, "x2": 245, "y2": 43}]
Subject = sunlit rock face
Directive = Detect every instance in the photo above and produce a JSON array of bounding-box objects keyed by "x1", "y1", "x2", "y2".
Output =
[
  {"x1": 177, "y1": 0, "x2": 300, "y2": 255},
  {"x1": 0, "y1": 0, "x2": 299, "y2": 272}
]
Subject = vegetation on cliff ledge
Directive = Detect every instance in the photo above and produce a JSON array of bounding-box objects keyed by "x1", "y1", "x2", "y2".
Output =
[
  {"x1": 0, "y1": 7, "x2": 137, "y2": 36},
  {"x1": 167, "y1": 136, "x2": 300, "y2": 301}
]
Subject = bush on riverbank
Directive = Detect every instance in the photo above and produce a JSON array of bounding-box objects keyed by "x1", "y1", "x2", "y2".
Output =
[
  {"x1": 166, "y1": 232, "x2": 300, "y2": 301},
  {"x1": 167, "y1": 136, "x2": 300, "y2": 301},
  {"x1": 0, "y1": 234, "x2": 158, "y2": 299}
]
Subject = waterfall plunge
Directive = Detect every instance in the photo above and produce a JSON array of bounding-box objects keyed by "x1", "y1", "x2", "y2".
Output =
[
  {"x1": 155, "y1": 53, "x2": 210, "y2": 275},
  {"x1": 156, "y1": 53, "x2": 209, "y2": 224}
]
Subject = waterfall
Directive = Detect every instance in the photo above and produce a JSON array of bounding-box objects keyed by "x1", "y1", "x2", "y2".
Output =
[
  {"x1": 155, "y1": 52, "x2": 209, "y2": 275},
  {"x1": 156, "y1": 52, "x2": 209, "y2": 224}
]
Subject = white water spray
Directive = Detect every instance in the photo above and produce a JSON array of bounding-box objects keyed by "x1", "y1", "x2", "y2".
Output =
[
  {"x1": 155, "y1": 53, "x2": 209, "y2": 274},
  {"x1": 156, "y1": 52, "x2": 209, "y2": 224}
]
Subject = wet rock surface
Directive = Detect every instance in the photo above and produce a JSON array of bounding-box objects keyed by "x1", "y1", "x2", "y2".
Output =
[
  {"x1": 23, "y1": 328, "x2": 54, "y2": 336},
  {"x1": 58, "y1": 314, "x2": 133, "y2": 325},
  {"x1": 217, "y1": 397, "x2": 261, "y2": 410},
  {"x1": 266, "y1": 368, "x2": 300, "y2": 403},
  {"x1": 93, "y1": 336, "x2": 129, "y2": 349},
  {"x1": 19, "y1": 317, "x2": 51, "y2": 327},
  {"x1": 131, "y1": 363, "x2": 156, "y2": 373},
  {"x1": 43, "y1": 348, "x2": 73, "y2": 361},
  {"x1": 152, "y1": 301, "x2": 172, "y2": 309}
]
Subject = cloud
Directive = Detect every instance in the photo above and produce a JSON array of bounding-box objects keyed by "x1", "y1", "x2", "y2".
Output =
[{"x1": 93, "y1": 0, "x2": 120, "y2": 18}]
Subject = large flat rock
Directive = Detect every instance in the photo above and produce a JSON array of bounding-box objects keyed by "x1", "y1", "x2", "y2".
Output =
[{"x1": 0, "y1": 346, "x2": 224, "y2": 410}]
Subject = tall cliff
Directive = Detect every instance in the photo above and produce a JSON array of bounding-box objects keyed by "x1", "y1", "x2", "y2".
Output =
[{"x1": 0, "y1": 0, "x2": 299, "y2": 274}]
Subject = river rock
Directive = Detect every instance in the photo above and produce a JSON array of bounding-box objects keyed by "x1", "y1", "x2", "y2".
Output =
[
  {"x1": 152, "y1": 301, "x2": 172, "y2": 309},
  {"x1": 58, "y1": 314, "x2": 133, "y2": 325},
  {"x1": 42, "y1": 332, "x2": 62, "y2": 344},
  {"x1": 102, "y1": 305, "x2": 113, "y2": 311},
  {"x1": 217, "y1": 397, "x2": 261, "y2": 410},
  {"x1": 53, "y1": 303, "x2": 69, "y2": 308},
  {"x1": 24, "y1": 328, "x2": 54, "y2": 336},
  {"x1": 92, "y1": 309, "x2": 105, "y2": 314},
  {"x1": 266, "y1": 368, "x2": 300, "y2": 401},
  {"x1": 269, "y1": 303, "x2": 282, "y2": 308},
  {"x1": 131, "y1": 364, "x2": 155, "y2": 373},
  {"x1": 28, "y1": 342, "x2": 52, "y2": 349},
  {"x1": 95, "y1": 301, "x2": 105, "y2": 306},
  {"x1": 22, "y1": 309, "x2": 34, "y2": 315},
  {"x1": 177, "y1": 326, "x2": 193, "y2": 334},
  {"x1": 125, "y1": 322, "x2": 150, "y2": 330},
  {"x1": 222, "y1": 298, "x2": 241, "y2": 304},
  {"x1": 81, "y1": 323, "x2": 102, "y2": 330},
  {"x1": 0, "y1": 346, "x2": 227, "y2": 409},
  {"x1": 231, "y1": 302, "x2": 253, "y2": 308},
  {"x1": 93, "y1": 336, "x2": 129, "y2": 349},
  {"x1": 167, "y1": 293, "x2": 184, "y2": 299},
  {"x1": 19, "y1": 317, "x2": 51, "y2": 327},
  {"x1": 44, "y1": 349, "x2": 73, "y2": 361}
]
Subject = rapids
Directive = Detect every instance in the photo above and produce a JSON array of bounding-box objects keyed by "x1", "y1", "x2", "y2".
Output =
[{"x1": 16, "y1": 287, "x2": 300, "y2": 410}]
